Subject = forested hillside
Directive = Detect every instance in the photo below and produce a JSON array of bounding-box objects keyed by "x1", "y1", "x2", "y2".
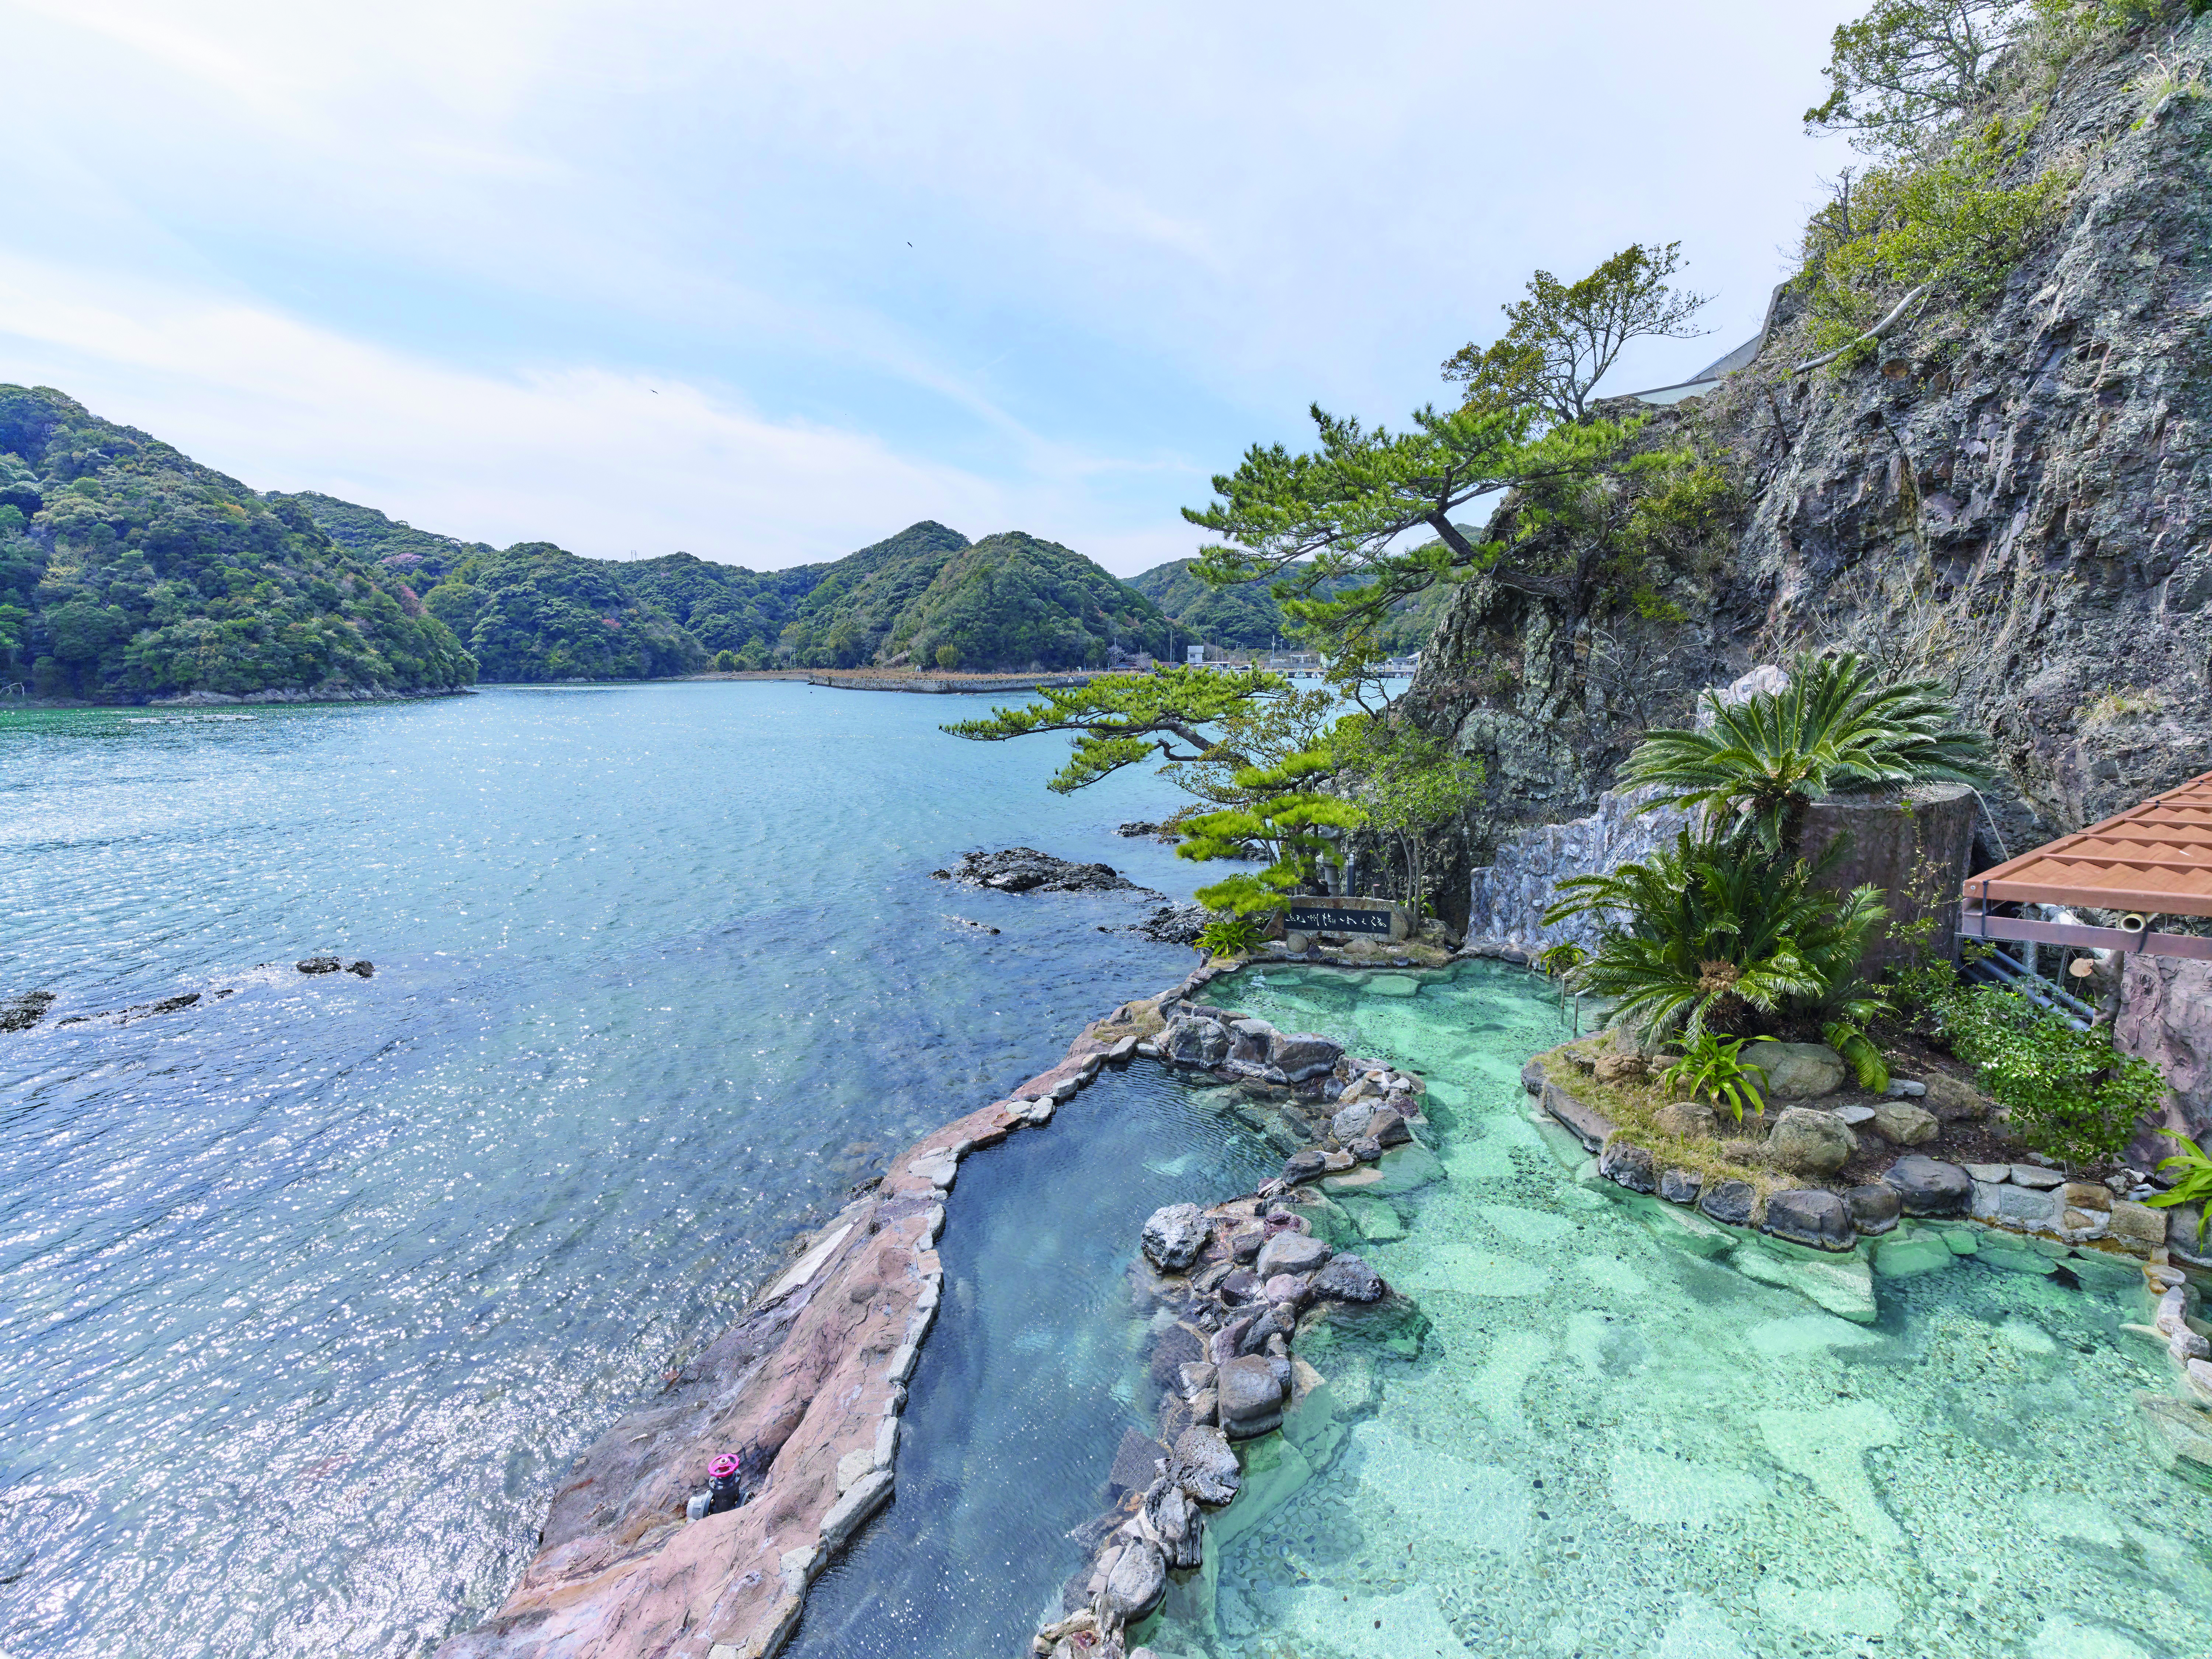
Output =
[
  {"x1": 290, "y1": 496, "x2": 1164, "y2": 674},
  {"x1": 0, "y1": 387, "x2": 474, "y2": 703},
  {"x1": 882, "y1": 532, "x2": 1170, "y2": 669},
  {"x1": 1129, "y1": 556, "x2": 1451, "y2": 654}
]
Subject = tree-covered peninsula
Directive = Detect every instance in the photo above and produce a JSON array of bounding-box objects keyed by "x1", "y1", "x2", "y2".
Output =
[{"x1": 0, "y1": 386, "x2": 475, "y2": 703}]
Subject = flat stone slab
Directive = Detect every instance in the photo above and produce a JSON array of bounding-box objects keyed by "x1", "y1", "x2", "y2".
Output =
[
  {"x1": 1364, "y1": 975, "x2": 1420, "y2": 997},
  {"x1": 1732, "y1": 1240, "x2": 1878, "y2": 1324}
]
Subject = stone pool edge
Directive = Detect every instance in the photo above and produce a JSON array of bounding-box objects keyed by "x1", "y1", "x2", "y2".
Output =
[
  {"x1": 431, "y1": 957, "x2": 1252, "y2": 1659},
  {"x1": 1534, "y1": 1053, "x2": 2212, "y2": 1476}
]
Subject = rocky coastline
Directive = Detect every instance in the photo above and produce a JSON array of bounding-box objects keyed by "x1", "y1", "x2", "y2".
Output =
[{"x1": 426, "y1": 946, "x2": 1432, "y2": 1659}]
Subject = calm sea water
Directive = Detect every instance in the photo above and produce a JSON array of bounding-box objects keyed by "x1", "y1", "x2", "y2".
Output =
[{"x1": 0, "y1": 682, "x2": 1205, "y2": 1659}]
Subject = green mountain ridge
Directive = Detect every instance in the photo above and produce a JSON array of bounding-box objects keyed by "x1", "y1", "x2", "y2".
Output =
[
  {"x1": 1127, "y1": 556, "x2": 1452, "y2": 655},
  {"x1": 0, "y1": 386, "x2": 475, "y2": 703},
  {"x1": 289, "y1": 492, "x2": 1170, "y2": 677}
]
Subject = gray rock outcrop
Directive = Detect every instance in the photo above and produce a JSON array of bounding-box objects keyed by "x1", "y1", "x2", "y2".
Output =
[{"x1": 1141, "y1": 1204, "x2": 1208, "y2": 1272}]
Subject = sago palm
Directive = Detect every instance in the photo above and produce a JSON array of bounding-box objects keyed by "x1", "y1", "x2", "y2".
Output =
[
  {"x1": 1620, "y1": 652, "x2": 1989, "y2": 859},
  {"x1": 1544, "y1": 831, "x2": 1886, "y2": 1045}
]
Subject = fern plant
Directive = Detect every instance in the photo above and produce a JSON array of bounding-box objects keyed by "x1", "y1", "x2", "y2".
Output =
[
  {"x1": 1196, "y1": 915, "x2": 1268, "y2": 958},
  {"x1": 1658, "y1": 1032, "x2": 1774, "y2": 1124},
  {"x1": 2144, "y1": 1136, "x2": 2212, "y2": 1243}
]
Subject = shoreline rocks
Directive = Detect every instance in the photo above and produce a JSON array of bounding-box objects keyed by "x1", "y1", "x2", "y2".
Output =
[{"x1": 937, "y1": 847, "x2": 1151, "y2": 895}]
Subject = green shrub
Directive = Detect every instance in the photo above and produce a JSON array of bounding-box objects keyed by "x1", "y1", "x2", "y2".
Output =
[
  {"x1": 1658, "y1": 1032, "x2": 1775, "y2": 1123},
  {"x1": 713, "y1": 649, "x2": 738, "y2": 671},
  {"x1": 1799, "y1": 119, "x2": 2076, "y2": 357},
  {"x1": 1196, "y1": 915, "x2": 1268, "y2": 957},
  {"x1": 1926, "y1": 982, "x2": 2166, "y2": 1165},
  {"x1": 2146, "y1": 1135, "x2": 2212, "y2": 1240},
  {"x1": 935, "y1": 643, "x2": 961, "y2": 669}
]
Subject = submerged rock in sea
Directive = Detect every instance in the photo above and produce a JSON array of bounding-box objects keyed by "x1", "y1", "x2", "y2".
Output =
[
  {"x1": 296, "y1": 956, "x2": 342, "y2": 974},
  {"x1": 1, "y1": 989, "x2": 56, "y2": 1033}
]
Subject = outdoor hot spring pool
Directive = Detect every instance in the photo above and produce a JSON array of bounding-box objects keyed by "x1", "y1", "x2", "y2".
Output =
[{"x1": 794, "y1": 960, "x2": 2212, "y2": 1659}]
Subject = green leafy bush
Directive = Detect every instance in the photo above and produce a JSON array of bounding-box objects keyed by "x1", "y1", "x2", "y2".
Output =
[
  {"x1": 1545, "y1": 831, "x2": 1888, "y2": 1043},
  {"x1": 1801, "y1": 119, "x2": 2076, "y2": 358},
  {"x1": 2147, "y1": 1135, "x2": 2212, "y2": 1241},
  {"x1": 1926, "y1": 982, "x2": 2166, "y2": 1164},
  {"x1": 1196, "y1": 915, "x2": 1268, "y2": 957},
  {"x1": 1658, "y1": 1032, "x2": 1774, "y2": 1124}
]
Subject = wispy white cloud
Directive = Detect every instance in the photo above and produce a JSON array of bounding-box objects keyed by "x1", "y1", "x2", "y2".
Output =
[{"x1": 0, "y1": 0, "x2": 1865, "y2": 575}]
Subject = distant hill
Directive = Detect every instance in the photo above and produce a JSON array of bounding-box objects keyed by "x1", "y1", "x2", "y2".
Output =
[
  {"x1": 0, "y1": 387, "x2": 474, "y2": 703},
  {"x1": 287, "y1": 494, "x2": 1163, "y2": 676},
  {"x1": 1128, "y1": 557, "x2": 1453, "y2": 656},
  {"x1": 878, "y1": 532, "x2": 1170, "y2": 670}
]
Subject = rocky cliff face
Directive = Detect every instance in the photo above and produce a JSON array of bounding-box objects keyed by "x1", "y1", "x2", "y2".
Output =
[{"x1": 1404, "y1": 19, "x2": 2212, "y2": 891}]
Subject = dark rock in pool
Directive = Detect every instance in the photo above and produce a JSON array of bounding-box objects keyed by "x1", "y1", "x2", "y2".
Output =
[
  {"x1": 1145, "y1": 1322, "x2": 1206, "y2": 1389},
  {"x1": 296, "y1": 956, "x2": 342, "y2": 974},
  {"x1": 1846, "y1": 1182, "x2": 1903, "y2": 1234},
  {"x1": 1658, "y1": 1166, "x2": 1703, "y2": 1206},
  {"x1": 1255, "y1": 1231, "x2": 1329, "y2": 1278},
  {"x1": 1367, "y1": 1109, "x2": 1413, "y2": 1149},
  {"x1": 1699, "y1": 1179, "x2": 1757, "y2": 1226},
  {"x1": 1, "y1": 989, "x2": 57, "y2": 1033},
  {"x1": 1267, "y1": 1031, "x2": 1343, "y2": 1082},
  {"x1": 1229, "y1": 1224, "x2": 1264, "y2": 1264},
  {"x1": 1142, "y1": 1203, "x2": 1208, "y2": 1271},
  {"x1": 1144, "y1": 1476, "x2": 1204, "y2": 1570},
  {"x1": 1100, "y1": 1538, "x2": 1166, "y2": 1620},
  {"x1": 347, "y1": 960, "x2": 374, "y2": 978},
  {"x1": 1171, "y1": 1425, "x2": 1242, "y2": 1504},
  {"x1": 1106, "y1": 1427, "x2": 1168, "y2": 1499},
  {"x1": 1280, "y1": 1149, "x2": 1329, "y2": 1185},
  {"x1": 1348, "y1": 1135, "x2": 1382, "y2": 1163},
  {"x1": 1218, "y1": 1267, "x2": 1263, "y2": 1305},
  {"x1": 1762, "y1": 1188, "x2": 1855, "y2": 1251},
  {"x1": 1215, "y1": 1354, "x2": 1285, "y2": 1439},
  {"x1": 1888, "y1": 1154, "x2": 1973, "y2": 1216},
  {"x1": 1314, "y1": 1252, "x2": 1384, "y2": 1302},
  {"x1": 945, "y1": 846, "x2": 1147, "y2": 894},
  {"x1": 1599, "y1": 1138, "x2": 1657, "y2": 1193}
]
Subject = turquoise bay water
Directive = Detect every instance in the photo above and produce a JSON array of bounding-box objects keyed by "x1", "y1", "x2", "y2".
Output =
[{"x1": 0, "y1": 684, "x2": 1203, "y2": 1659}]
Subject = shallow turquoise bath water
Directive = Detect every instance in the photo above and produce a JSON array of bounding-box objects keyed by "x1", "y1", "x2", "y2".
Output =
[{"x1": 1137, "y1": 962, "x2": 2212, "y2": 1659}]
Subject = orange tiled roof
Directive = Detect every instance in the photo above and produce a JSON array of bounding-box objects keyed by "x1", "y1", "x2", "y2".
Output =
[{"x1": 1966, "y1": 769, "x2": 2212, "y2": 918}]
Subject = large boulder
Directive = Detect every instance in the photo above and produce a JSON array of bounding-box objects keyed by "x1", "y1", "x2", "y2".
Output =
[
  {"x1": 1100, "y1": 1538, "x2": 1166, "y2": 1620},
  {"x1": 1255, "y1": 1231, "x2": 1331, "y2": 1279},
  {"x1": 1141, "y1": 1204, "x2": 1208, "y2": 1271},
  {"x1": 1330, "y1": 1102, "x2": 1377, "y2": 1142},
  {"x1": 1171, "y1": 1425, "x2": 1242, "y2": 1505},
  {"x1": 1918, "y1": 1072, "x2": 1986, "y2": 1121},
  {"x1": 1699, "y1": 1179, "x2": 1757, "y2": 1226},
  {"x1": 1658, "y1": 1166, "x2": 1703, "y2": 1205},
  {"x1": 1756, "y1": 1043, "x2": 1849, "y2": 1099},
  {"x1": 1844, "y1": 1183, "x2": 1903, "y2": 1235},
  {"x1": 1870, "y1": 1101, "x2": 1939, "y2": 1146},
  {"x1": 1762, "y1": 1188, "x2": 1855, "y2": 1251},
  {"x1": 1312, "y1": 1252, "x2": 1384, "y2": 1302},
  {"x1": 1215, "y1": 1355, "x2": 1286, "y2": 1439},
  {"x1": 1655, "y1": 1100, "x2": 1720, "y2": 1140},
  {"x1": 1767, "y1": 1107, "x2": 1858, "y2": 1178},
  {"x1": 1160, "y1": 1015, "x2": 1230, "y2": 1068},
  {"x1": 1599, "y1": 1138, "x2": 1658, "y2": 1193},
  {"x1": 1888, "y1": 1155, "x2": 1974, "y2": 1216},
  {"x1": 1269, "y1": 1031, "x2": 1344, "y2": 1082}
]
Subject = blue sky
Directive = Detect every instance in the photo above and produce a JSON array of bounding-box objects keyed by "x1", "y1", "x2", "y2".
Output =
[{"x1": 0, "y1": 0, "x2": 1862, "y2": 575}]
